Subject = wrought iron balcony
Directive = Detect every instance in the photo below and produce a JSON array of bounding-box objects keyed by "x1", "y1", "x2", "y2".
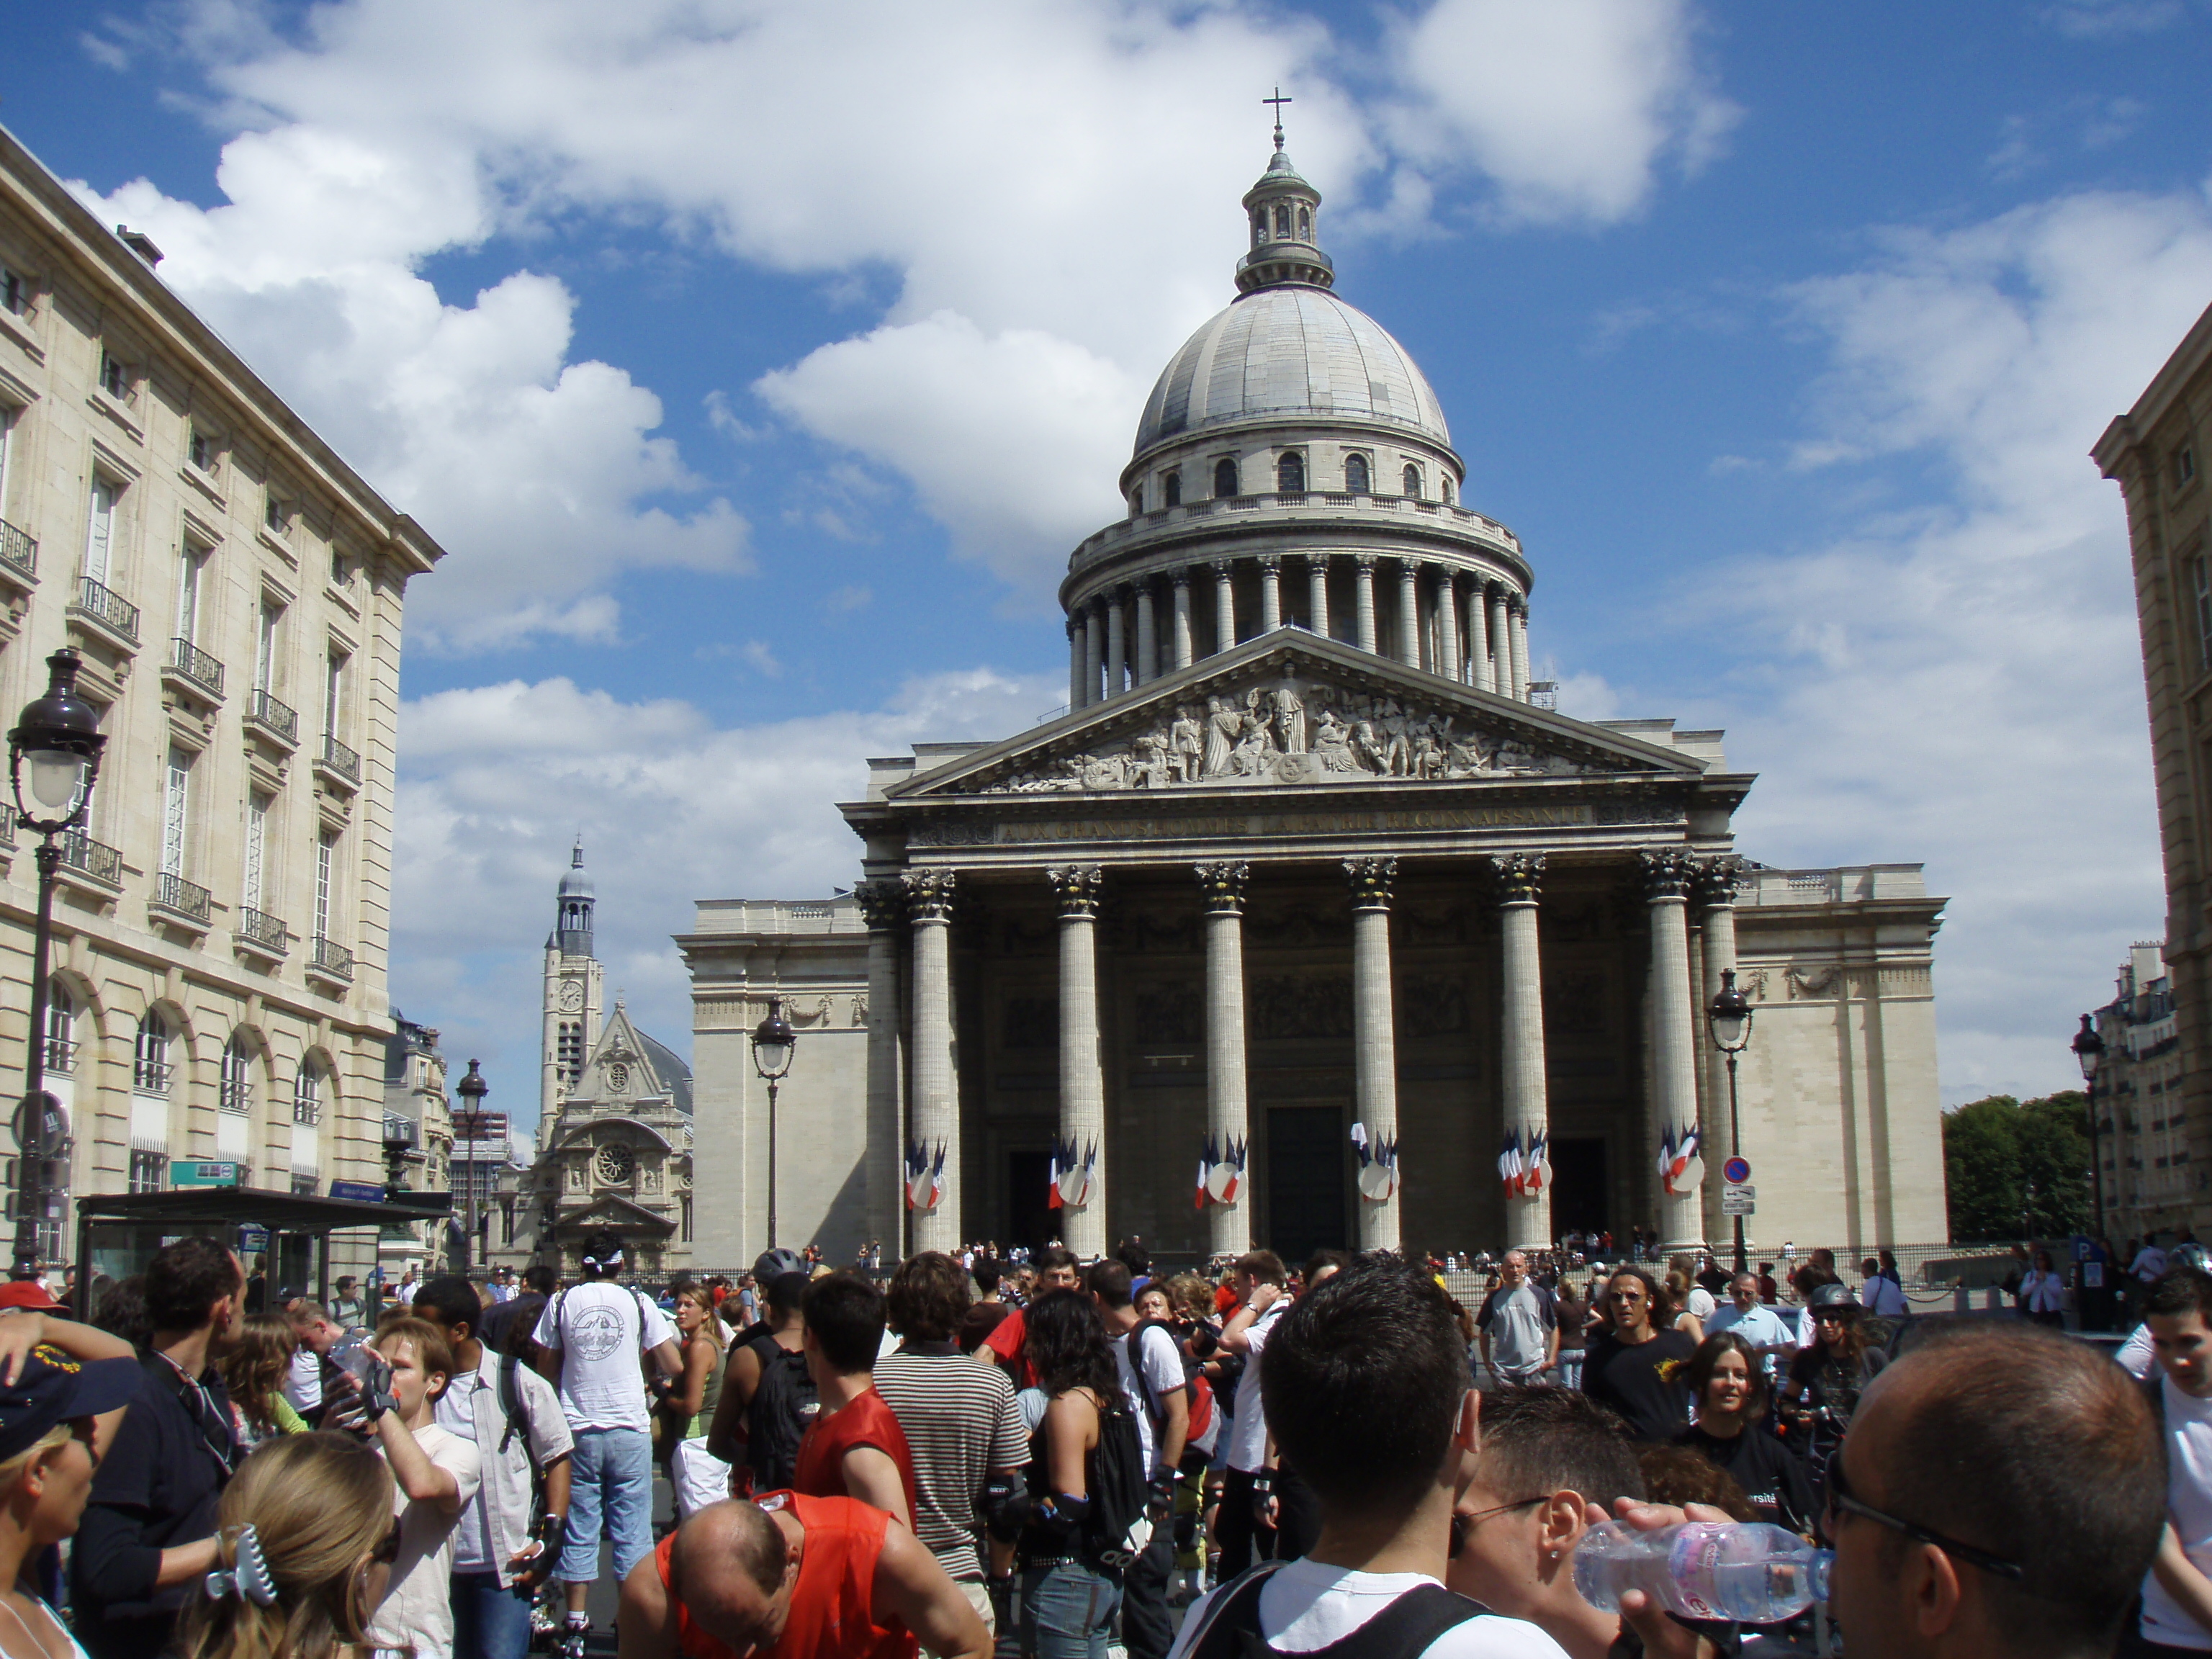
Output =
[
  {"x1": 73, "y1": 577, "x2": 139, "y2": 644},
  {"x1": 246, "y1": 689, "x2": 298, "y2": 746},
  {"x1": 319, "y1": 734, "x2": 360, "y2": 785},
  {"x1": 56, "y1": 832, "x2": 122, "y2": 888},
  {"x1": 132, "y1": 1056, "x2": 173, "y2": 1093},
  {"x1": 153, "y1": 871, "x2": 211, "y2": 925},
  {"x1": 309, "y1": 935, "x2": 354, "y2": 982},
  {"x1": 238, "y1": 907, "x2": 287, "y2": 955},
  {"x1": 168, "y1": 638, "x2": 223, "y2": 696},
  {"x1": 219, "y1": 1080, "x2": 251, "y2": 1114},
  {"x1": 0, "y1": 521, "x2": 34, "y2": 580},
  {"x1": 292, "y1": 1093, "x2": 321, "y2": 1127},
  {"x1": 41, "y1": 1038, "x2": 74, "y2": 1076}
]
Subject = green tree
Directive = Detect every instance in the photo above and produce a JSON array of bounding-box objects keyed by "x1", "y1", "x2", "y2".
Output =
[{"x1": 1943, "y1": 1091, "x2": 2091, "y2": 1243}]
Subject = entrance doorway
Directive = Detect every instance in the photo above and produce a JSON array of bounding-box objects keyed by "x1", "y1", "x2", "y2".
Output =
[
  {"x1": 1007, "y1": 1151, "x2": 1053, "y2": 1252},
  {"x1": 1266, "y1": 1107, "x2": 1345, "y2": 1264},
  {"x1": 1549, "y1": 1136, "x2": 1609, "y2": 1241}
]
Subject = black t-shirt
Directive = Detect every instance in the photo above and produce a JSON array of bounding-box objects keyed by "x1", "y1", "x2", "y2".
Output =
[
  {"x1": 1581, "y1": 1328, "x2": 1698, "y2": 1442},
  {"x1": 1676, "y1": 1424, "x2": 1818, "y2": 1532},
  {"x1": 1786, "y1": 1344, "x2": 1888, "y2": 1431}
]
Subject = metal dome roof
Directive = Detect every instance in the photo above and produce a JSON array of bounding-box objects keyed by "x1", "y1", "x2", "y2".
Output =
[
  {"x1": 1133, "y1": 285, "x2": 1453, "y2": 459},
  {"x1": 558, "y1": 837, "x2": 595, "y2": 899}
]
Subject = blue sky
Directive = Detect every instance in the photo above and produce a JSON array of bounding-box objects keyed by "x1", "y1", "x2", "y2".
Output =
[{"x1": 9, "y1": 0, "x2": 2211, "y2": 1128}]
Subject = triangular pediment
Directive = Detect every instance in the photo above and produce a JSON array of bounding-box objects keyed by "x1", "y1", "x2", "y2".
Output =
[
  {"x1": 888, "y1": 630, "x2": 1703, "y2": 801},
  {"x1": 556, "y1": 1194, "x2": 677, "y2": 1231}
]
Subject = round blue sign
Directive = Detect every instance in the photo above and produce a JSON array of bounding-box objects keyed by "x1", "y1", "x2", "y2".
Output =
[{"x1": 1722, "y1": 1156, "x2": 1752, "y2": 1185}]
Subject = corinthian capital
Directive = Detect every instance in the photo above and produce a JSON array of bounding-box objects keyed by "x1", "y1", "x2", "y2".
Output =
[
  {"x1": 1047, "y1": 864, "x2": 1104, "y2": 919},
  {"x1": 1691, "y1": 855, "x2": 1745, "y2": 912},
  {"x1": 902, "y1": 868, "x2": 957, "y2": 922},
  {"x1": 1637, "y1": 849, "x2": 1696, "y2": 902},
  {"x1": 1195, "y1": 861, "x2": 1249, "y2": 914},
  {"x1": 1344, "y1": 856, "x2": 1397, "y2": 910},
  {"x1": 1488, "y1": 853, "x2": 1545, "y2": 906},
  {"x1": 854, "y1": 878, "x2": 909, "y2": 932}
]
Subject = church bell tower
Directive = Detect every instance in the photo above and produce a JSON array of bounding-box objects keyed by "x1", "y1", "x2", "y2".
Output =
[{"x1": 541, "y1": 839, "x2": 606, "y2": 1140}]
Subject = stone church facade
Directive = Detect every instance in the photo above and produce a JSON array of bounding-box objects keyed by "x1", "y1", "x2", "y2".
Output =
[{"x1": 685, "y1": 143, "x2": 1948, "y2": 1269}]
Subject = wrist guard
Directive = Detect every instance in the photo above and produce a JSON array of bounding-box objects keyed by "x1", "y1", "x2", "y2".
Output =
[
  {"x1": 980, "y1": 1475, "x2": 1031, "y2": 1545},
  {"x1": 533, "y1": 1513, "x2": 567, "y2": 1559},
  {"x1": 1249, "y1": 1469, "x2": 1274, "y2": 1498},
  {"x1": 1032, "y1": 1491, "x2": 1089, "y2": 1545}
]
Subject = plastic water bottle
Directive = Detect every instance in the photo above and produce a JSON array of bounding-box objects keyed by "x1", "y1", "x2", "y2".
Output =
[{"x1": 1574, "y1": 1521, "x2": 1833, "y2": 1622}]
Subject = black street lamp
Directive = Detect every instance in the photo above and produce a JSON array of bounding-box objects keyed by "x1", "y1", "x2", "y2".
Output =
[
  {"x1": 2074, "y1": 1012, "x2": 2108, "y2": 1241},
  {"x1": 750, "y1": 997, "x2": 796, "y2": 1249},
  {"x1": 1707, "y1": 968, "x2": 1754, "y2": 1276},
  {"x1": 455, "y1": 1060, "x2": 487, "y2": 1277},
  {"x1": 6, "y1": 651, "x2": 104, "y2": 1282}
]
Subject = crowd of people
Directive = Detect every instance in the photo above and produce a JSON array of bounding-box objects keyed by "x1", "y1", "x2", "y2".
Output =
[{"x1": 1, "y1": 1226, "x2": 2196, "y2": 1659}]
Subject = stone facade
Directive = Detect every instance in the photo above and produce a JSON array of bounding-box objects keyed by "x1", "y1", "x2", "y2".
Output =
[
  {"x1": 2089, "y1": 943, "x2": 2190, "y2": 1239},
  {"x1": 683, "y1": 143, "x2": 1948, "y2": 1265},
  {"x1": 2097, "y1": 321, "x2": 2212, "y2": 1236},
  {"x1": 0, "y1": 126, "x2": 441, "y2": 1274}
]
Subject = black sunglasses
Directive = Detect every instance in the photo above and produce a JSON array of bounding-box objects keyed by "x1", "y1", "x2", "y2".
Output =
[
  {"x1": 1448, "y1": 1496, "x2": 1545, "y2": 1557},
  {"x1": 1822, "y1": 1456, "x2": 2023, "y2": 1581}
]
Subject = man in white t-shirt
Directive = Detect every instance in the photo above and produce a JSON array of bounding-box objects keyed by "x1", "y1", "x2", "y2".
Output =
[
  {"x1": 531, "y1": 1233, "x2": 681, "y2": 1659},
  {"x1": 1216, "y1": 1250, "x2": 1291, "y2": 1579},
  {"x1": 1167, "y1": 1258, "x2": 1565, "y2": 1659},
  {"x1": 2140, "y1": 1266, "x2": 2212, "y2": 1653},
  {"x1": 1091, "y1": 1261, "x2": 1189, "y2": 1659},
  {"x1": 359, "y1": 1316, "x2": 483, "y2": 1659}
]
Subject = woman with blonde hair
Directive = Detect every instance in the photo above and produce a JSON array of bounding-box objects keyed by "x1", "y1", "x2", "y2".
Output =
[
  {"x1": 177, "y1": 1433, "x2": 396, "y2": 1659},
  {"x1": 219, "y1": 1315, "x2": 305, "y2": 1447},
  {"x1": 660, "y1": 1282, "x2": 730, "y2": 1519}
]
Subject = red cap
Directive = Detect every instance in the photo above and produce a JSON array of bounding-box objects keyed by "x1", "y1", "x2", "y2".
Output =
[{"x1": 0, "y1": 1282, "x2": 66, "y2": 1313}]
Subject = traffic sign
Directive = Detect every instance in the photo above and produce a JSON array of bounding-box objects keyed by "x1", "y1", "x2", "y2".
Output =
[
  {"x1": 330, "y1": 1179, "x2": 387, "y2": 1204},
  {"x1": 171, "y1": 1161, "x2": 240, "y2": 1188},
  {"x1": 1721, "y1": 1186, "x2": 1755, "y2": 1216},
  {"x1": 1722, "y1": 1156, "x2": 1752, "y2": 1185}
]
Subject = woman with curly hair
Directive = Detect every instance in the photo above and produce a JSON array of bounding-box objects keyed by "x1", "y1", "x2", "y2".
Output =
[
  {"x1": 176, "y1": 1433, "x2": 396, "y2": 1659},
  {"x1": 1675, "y1": 1331, "x2": 1817, "y2": 1533},
  {"x1": 218, "y1": 1315, "x2": 305, "y2": 1447},
  {"x1": 1577, "y1": 1266, "x2": 1696, "y2": 1443}
]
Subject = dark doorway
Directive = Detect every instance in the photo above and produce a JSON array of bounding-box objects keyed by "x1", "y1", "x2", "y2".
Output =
[
  {"x1": 1549, "y1": 1136, "x2": 1609, "y2": 1240},
  {"x1": 1007, "y1": 1151, "x2": 1053, "y2": 1252},
  {"x1": 1266, "y1": 1107, "x2": 1346, "y2": 1264}
]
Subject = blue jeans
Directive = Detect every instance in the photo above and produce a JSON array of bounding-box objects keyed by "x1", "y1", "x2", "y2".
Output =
[
  {"x1": 451, "y1": 1571, "x2": 534, "y2": 1659},
  {"x1": 1022, "y1": 1563, "x2": 1120, "y2": 1659},
  {"x1": 559, "y1": 1426, "x2": 654, "y2": 1583}
]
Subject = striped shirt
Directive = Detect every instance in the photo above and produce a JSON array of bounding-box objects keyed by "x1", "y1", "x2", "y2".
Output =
[{"x1": 874, "y1": 1344, "x2": 1030, "y2": 1582}]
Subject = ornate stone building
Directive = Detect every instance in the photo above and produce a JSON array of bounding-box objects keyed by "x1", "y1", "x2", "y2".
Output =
[
  {"x1": 0, "y1": 124, "x2": 442, "y2": 1275},
  {"x1": 2087, "y1": 943, "x2": 2189, "y2": 1241},
  {"x1": 686, "y1": 142, "x2": 1948, "y2": 1267}
]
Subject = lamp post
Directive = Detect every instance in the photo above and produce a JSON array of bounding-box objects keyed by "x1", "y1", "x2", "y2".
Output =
[
  {"x1": 6, "y1": 651, "x2": 105, "y2": 1283},
  {"x1": 750, "y1": 997, "x2": 796, "y2": 1250},
  {"x1": 1706, "y1": 968, "x2": 1754, "y2": 1275},
  {"x1": 2074, "y1": 1013, "x2": 2107, "y2": 1241},
  {"x1": 455, "y1": 1060, "x2": 487, "y2": 1277}
]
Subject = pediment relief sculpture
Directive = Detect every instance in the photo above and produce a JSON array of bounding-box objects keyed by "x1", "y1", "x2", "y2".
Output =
[{"x1": 976, "y1": 675, "x2": 1621, "y2": 796}]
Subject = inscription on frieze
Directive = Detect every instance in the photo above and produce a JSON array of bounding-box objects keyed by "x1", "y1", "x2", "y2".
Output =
[{"x1": 905, "y1": 799, "x2": 1683, "y2": 848}]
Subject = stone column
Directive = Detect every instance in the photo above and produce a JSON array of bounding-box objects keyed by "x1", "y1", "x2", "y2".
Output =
[
  {"x1": 1066, "y1": 619, "x2": 1083, "y2": 712},
  {"x1": 1470, "y1": 583, "x2": 1494, "y2": 693},
  {"x1": 1640, "y1": 852, "x2": 1704, "y2": 1249},
  {"x1": 1511, "y1": 598, "x2": 1531, "y2": 701},
  {"x1": 1197, "y1": 862, "x2": 1251, "y2": 1259},
  {"x1": 1082, "y1": 603, "x2": 1102, "y2": 710},
  {"x1": 1307, "y1": 555, "x2": 1331, "y2": 641},
  {"x1": 855, "y1": 880, "x2": 909, "y2": 1251},
  {"x1": 1437, "y1": 571, "x2": 1461, "y2": 682},
  {"x1": 1354, "y1": 555, "x2": 1379, "y2": 654},
  {"x1": 1346, "y1": 856, "x2": 1401, "y2": 1251},
  {"x1": 1135, "y1": 582, "x2": 1158, "y2": 686},
  {"x1": 1106, "y1": 589, "x2": 1128, "y2": 701},
  {"x1": 1491, "y1": 854, "x2": 1550, "y2": 1250},
  {"x1": 1396, "y1": 560, "x2": 1421, "y2": 669},
  {"x1": 1488, "y1": 588, "x2": 1510, "y2": 697},
  {"x1": 1695, "y1": 857, "x2": 1743, "y2": 1251},
  {"x1": 904, "y1": 869, "x2": 960, "y2": 1253},
  {"x1": 1259, "y1": 556, "x2": 1282, "y2": 634},
  {"x1": 1213, "y1": 561, "x2": 1237, "y2": 655},
  {"x1": 1048, "y1": 865, "x2": 1107, "y2": 1259}
]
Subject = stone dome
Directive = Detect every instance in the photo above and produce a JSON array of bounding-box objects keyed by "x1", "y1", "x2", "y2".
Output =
[{"x1": 1133, "y1": 285, "x2": 1454, "y2": 460}]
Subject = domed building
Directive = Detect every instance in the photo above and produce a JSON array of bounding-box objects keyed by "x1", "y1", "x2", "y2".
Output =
[{"x1": 683, "y1": 143, "x2": 1950, "y2": 1270}]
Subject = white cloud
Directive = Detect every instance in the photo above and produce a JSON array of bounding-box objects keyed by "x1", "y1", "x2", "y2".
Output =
[
  {"x1": 389, "y1": 667, "x2": 1053, "y2": 1118},
  {"x1": 1385, "y1": 0, "x2": 1740, "y2": 227},
  {"x1": 1709, "y1": 185, "x2": 2212, "y2": 1103}
]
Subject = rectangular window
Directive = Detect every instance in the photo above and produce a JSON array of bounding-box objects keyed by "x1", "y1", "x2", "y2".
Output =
[
  {"x1": 175, "y1": 546, "x2": 202, "y2": 646},
  {"x1": 188, "y1": 428, "x2": 212, "y2": 472},
  {"x1": 315, "y1": 831, "x2": 335, "y2": 941},
  {"x1": 2180, "y1": 446, "x2": 2198, "y2": 487},
  {"x1": 99, "y1": 351, "x2": 127, "y2": 402},
  {"x1": 129, "y1": 1150, "x2": 167, "y2": 1194},
  {"x1": 325, "y1": 650, "x2": 348, "y2": 737},
  {"x1": 2195, "y1": 557, "x2": 2212, "y2": 673},
  {"x1": 264, "y1": 491, "x2": 288, "y2": 535},
  {"x1": 162, "y1": 749, "x2": 191, "y2": 879},
  {"x1": 243, "y1": 792, "x2": 268, "y2": 912},
  {"x1": 255, "y1": 603, "x2": 281, "y2": 693},
  {"x1": 84, "y1": 479, "x2": 114, "y2": 585},
  {"x1": 0, "y1": 269, "x2": 23, "y2": 317}
]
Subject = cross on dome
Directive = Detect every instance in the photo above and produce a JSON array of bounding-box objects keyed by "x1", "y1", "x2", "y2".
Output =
[{"x1": 1264, "y1": 86, "x2": 1292, "y2": 150}]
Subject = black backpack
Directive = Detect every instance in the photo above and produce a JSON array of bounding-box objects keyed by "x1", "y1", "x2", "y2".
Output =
[
  {"x1": 745, "y1": 1335, "x2": 818, "y2": 1491},
  {"x1": 1082, "y1": 1401, "x2": 1154, "y2": 1573}
]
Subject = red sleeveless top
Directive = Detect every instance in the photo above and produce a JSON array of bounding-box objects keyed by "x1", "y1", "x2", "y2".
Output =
[{"x1": 657, "y1": 1491, "x2": 917, "y2": 1659}]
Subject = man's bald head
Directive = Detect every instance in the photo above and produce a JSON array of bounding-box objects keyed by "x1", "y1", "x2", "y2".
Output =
[
  {"x1": 668, "y1": 1501, "x2": 793, "y2": 1653},
  {"x1": 1846, "y1": 1319, "x2": 2162, "y2": 1654}
]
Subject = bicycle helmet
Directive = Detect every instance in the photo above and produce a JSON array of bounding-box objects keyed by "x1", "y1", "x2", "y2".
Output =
[{"x1": 753, "y1": 1246, "x2": 806, "y2": 1282}]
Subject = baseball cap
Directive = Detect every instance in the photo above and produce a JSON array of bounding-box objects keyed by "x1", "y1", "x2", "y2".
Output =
[
  {"x1": 0, "y1": 1283, "x2": 66, "y2": 1315},
  {"x1": 0, "y1": 1344, "x2": 140, "y2": 1460}
]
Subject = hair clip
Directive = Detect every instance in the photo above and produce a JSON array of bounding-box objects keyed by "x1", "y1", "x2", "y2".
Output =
[{"x1": 204, "y1": 1524, "x2": 279, "y2": 1606}]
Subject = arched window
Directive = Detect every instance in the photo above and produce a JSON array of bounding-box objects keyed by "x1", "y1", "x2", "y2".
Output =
[
  {"x1": 1129, "y1": 488, "x2": 1143, "y2": 518},
  {"x1": 134, "y1": 1010, "x2": 171, "y2": 1093},
  {"x1": 558, "y1": 1020, "x2": 584, "y2": 1086},
  {"x1": 1252, "y1": 215, "x2": 1267, "y2": 248},
  {"x1": 1442, "y1": 475, "x2": 1455, "y2": 505},
  {"x1": 1214, "y1": 457, "x2": 1239, "y2": 499},
  {"x1": 1298, "y1": 207, "x2": 1312, "y2": 240},
  {"x1": 220, "y1": 1035, "x2": 252, "y2": 1113},
  {"x1": 1273, "y1": 204, "x2": 1290, "y2": 238},
  {"x1": 42, "y1": 990, "x2": 73, "y2": 1075},
  {"x1": 292, "y1": 1062, "x2": 322, "y2": 1126},
  {"x1": 1164, "y1": 469, "x2": 1182, "y2": 508},
  {"x1": 1403, "y1": 464, "x2": 1423, "y2": 499},
  {"x1": 1277, "y1": 452, "x2": 1305, "y2": 493},
  {"x1": 1344, "y1": 454, "x2": 1370, "y2": 495}
]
